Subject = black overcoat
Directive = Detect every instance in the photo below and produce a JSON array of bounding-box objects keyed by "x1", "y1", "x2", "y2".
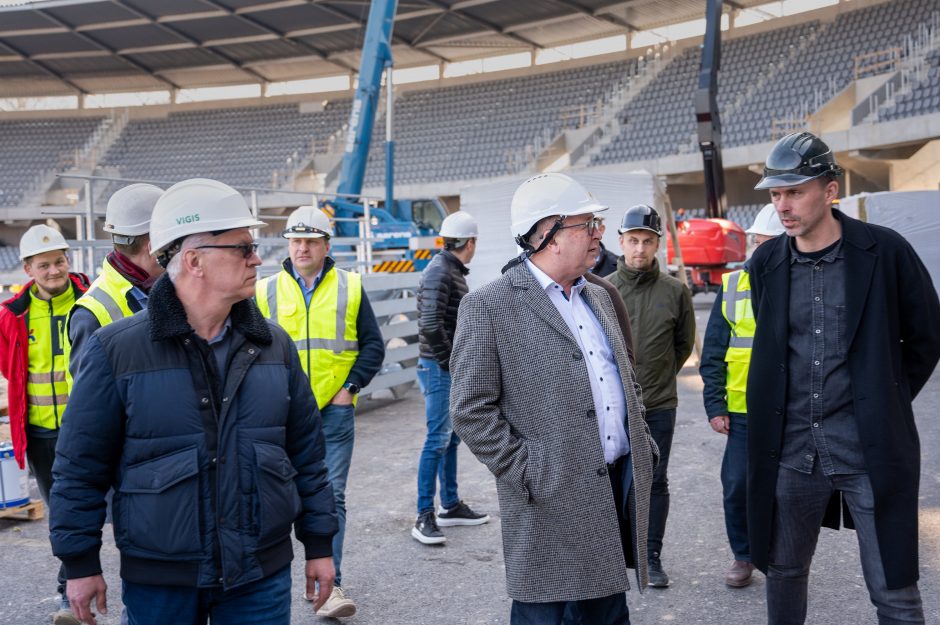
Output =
[{"x1": 746, "y1": 209, "x2": 940, "y2": 589}]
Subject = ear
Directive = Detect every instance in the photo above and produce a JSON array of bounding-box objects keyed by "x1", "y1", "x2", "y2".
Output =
[
  {"x1": 183, "y1": 248, "x2": 204, "y2": 277},
  {"x1": 22, "y1": 261, "x2": 33, "y2": 278},
  {"x1": 824, "y1": 179, "x2": 839, "y2": 203}
]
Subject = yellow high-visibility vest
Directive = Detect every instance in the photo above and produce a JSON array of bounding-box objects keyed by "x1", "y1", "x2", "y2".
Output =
[
  {"x1": 26, "y1": 285, "x2": 75, "y2": 430},
  {"x1": 256, "y1": 266, "x2": 362, "y2": 409},
  {"x1": 720, "y1": 270, "x2": 755, "y2": 414},
  {"x1": 73, "y1": 259, "x2": 135, "y2": 328}
]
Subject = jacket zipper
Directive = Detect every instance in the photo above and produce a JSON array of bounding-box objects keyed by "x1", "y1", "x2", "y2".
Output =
[{"x1": 48, "y1": 298, "x2": 61, "y2": 429}]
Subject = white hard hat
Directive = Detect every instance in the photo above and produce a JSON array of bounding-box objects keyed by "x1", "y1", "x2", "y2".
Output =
[
  {"x1": 439, "y1": 211, "x2": 478, "y2": 239},
  {"x1": 104, "y1": 183, "x2": 163, "y2": 237},
  {"x1": 282, "y1": 205, "x2": 332, "y2": 239},
  {"x1": 746, "y1": 203, "x2": 786, "y2": 236},
  {"x1": 149, "y1": 178, "x2": 266, "y2": 260},
  {"x1": 20, "y1": 224, "x2": 68, "y2": 260},
  {"x1": 510, "y1": 173, "x2": 607, "y2": 239}
]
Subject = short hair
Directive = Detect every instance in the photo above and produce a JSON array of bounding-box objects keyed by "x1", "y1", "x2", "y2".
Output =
[
  {"x1": 113, "y1": 234, "x2": 149, "y2": 257},
  {"x1": 166, "y1": 232, "x2": 214, "y2": 283},
  {"x1": 443, "y1": 237, "x2": 473, "y2": 251},
  {"x1": 525, "y1": 215, "x2": 559, "y2": 247}
]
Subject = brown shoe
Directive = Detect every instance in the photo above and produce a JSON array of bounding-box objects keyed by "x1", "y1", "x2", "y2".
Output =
[{"x1": 725, "y1": 560, "x2": 755, "y2": 587}]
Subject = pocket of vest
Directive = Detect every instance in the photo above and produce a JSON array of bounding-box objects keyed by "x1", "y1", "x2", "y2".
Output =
[
  {"x1": 118, "y1": 446, "x2": 201, "y2": 558},
  {"x1": 253, "y1": 441, "x2": 302, "y2": 548}
]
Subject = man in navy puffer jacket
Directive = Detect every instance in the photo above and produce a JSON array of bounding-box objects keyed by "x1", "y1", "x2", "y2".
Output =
[{"x1": 49, "y1": 178, "x2": 337, "y2": 625}]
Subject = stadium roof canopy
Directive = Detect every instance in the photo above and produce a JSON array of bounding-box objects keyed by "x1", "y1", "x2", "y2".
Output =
[{"x1": 0, "y1": 0, "x2": 766, "y2": 97}]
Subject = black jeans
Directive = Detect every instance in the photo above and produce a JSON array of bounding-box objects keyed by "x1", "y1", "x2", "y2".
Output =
[
  {"x1": 644, "y1": 408, "x2": 676, "y2": 557},
  {"x1": 26, "y1": 433, "x2": 67, "y2": 597},
  {"x1": 767, "y1": 466, "x2": 924, "y2": 624}
]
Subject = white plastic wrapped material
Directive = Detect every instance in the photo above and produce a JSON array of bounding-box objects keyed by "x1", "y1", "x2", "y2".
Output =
[
  {"x1": 840, "y1": 191, "x2": 940, "y2": 287},
  {"x1": 459, "y1": 171, "x2": 664, "y2": 289}
]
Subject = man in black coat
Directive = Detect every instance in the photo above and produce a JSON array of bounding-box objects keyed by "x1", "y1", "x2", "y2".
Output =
[
  {"x1": 412, "y1": 211, "x2": 489, "y2": 545},
  {"x1": 747, "y1": 132, "x2": 940, "y2": 625}
]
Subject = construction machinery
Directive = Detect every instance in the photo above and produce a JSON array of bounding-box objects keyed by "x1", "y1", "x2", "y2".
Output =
[
  {"x1": 666, "y1": 0, "x2": 745, "y2": 295},
  {"x1": 324, "y1": 0, "x2": 447, "y2": 272},
  {"x1": 666, "y1": 218, "x2": 746, "y2": 295}
]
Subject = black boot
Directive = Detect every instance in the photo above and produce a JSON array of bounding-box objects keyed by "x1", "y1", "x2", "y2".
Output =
[{"x1": 648, "y1": 551, "x2": 670, "y2": 588}]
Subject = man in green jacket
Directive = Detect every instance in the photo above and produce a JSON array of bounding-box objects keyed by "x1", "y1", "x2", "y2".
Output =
[{"x1": 606, "y1": 204, "x2": 695, "y2": 588}]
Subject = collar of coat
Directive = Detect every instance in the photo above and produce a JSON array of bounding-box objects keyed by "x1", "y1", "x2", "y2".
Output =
[
  {"x1": 761, "y1": 208, "x2": 874, "y2": 272},
  {"x1": 2, "y1": 272, "x2": 89, "y2": 317},
  {"x1": 439, "y1": 250, "x2": 470, "y2": 276},
  {"x1": 147, "y1": 273, "x2": 272, "y2": 345},
  {"x1": 280, "y1": 255, "x2": 335, "y2": 284},
  {"x1": 616, "y1": 255, "x2": 661, "y2": 285}
]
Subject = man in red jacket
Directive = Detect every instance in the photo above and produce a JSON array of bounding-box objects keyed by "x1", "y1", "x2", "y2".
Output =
[{"x1": 0, "y1": 224, "x2": 88, "y2": 625}]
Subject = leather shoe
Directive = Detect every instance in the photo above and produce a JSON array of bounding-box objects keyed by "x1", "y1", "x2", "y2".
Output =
[{"x1": 725, "y1": 560, "x2": 755, "y2": 587}]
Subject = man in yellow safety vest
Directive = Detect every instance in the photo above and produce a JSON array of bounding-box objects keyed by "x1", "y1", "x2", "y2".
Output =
[
  {"x1": 255, "y1": 205, "x2": 384, "y2": 619},
  {"x1": 68, "y1": 183, "x2": 164, "y2": 377},
  {"x1": 698, "y1": 204, "x2": 785, "y2": 588},
  {"x1": 0, "y1": 224, "x2": 88, "y2": 625}
]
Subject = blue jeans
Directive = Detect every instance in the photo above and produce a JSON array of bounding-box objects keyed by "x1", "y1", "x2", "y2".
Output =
[
  {"x1": 122, "y1": 565, "x2": 291, "y2": 625},
  {"x1": 512, "y1": 594, "x2": 629, "y2": 625},
  {"x1": 416, "y1": 358, "x2": 460, "y2": 514},
  {"x1": 767, "y1": 466, "x2": 924, "y2": 625},
  {"x1": 320, "y1": 402, "x2": 356, "y2": 587},
  {"x1": 721, "y1": 413, "x2": 749, "y2": 561},
  {"x1": 645, "y1": 408, "x2": 676, "y2": 556}
]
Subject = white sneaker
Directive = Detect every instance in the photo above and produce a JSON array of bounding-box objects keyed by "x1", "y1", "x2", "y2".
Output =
[{"x1": 316, "y1": 585, "x2": 357, "y2": 619}]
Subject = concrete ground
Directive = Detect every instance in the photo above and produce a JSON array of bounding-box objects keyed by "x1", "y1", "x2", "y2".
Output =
[{"x1": 2, "y1": 294, "x2": 939, "y2": 624}]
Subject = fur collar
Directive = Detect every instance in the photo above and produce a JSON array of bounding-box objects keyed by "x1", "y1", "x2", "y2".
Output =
[{"x1": 147, "y1": 274, "x2": 272, "y2": 345}]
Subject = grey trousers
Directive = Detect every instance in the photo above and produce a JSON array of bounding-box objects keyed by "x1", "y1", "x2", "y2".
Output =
[{"x1": 767, "y1": 465, "x2": 924, "y2": 625}]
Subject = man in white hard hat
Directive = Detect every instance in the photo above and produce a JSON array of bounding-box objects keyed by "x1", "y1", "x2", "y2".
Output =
[
  {"x1": 255, "y1": 204, "x2": 384, "y2": 619},
  {"x1": 49, "y1": 179, "x2": 338, "y2": 625},
  {"x1": 0, "y1": 224, "x2": 88, "y2": 625},
  {"x1": 698, "y1": 204, "x2": 784, "y2": 589},
  {"x1": 605, "y1": 205, "x2": 695, "y2": 589},
  {"x1": 450, "y1": 173, "x2": 656, "y2": 624},
  {"x1": 411, "y1": 211, "x2": 489, "y2": 546},
  {"x1": 68, "y1": 183, "x2": 165, "y2": 377}
]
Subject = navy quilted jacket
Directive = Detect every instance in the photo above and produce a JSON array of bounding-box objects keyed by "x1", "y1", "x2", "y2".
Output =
[{"x1": 50, "y1": 274, "x2": 337, "y2": 589}]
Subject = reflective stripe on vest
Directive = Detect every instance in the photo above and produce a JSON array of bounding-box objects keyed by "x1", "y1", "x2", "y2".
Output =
[
  {"x1": 73, "y1": 260, "x2": 136, "y2": 327},
  {"x1": 256, "y1": 266, "x2": 362, "y2": 409},
  {"x1": 720, "y1": 270, "x2": 755, "y2": 414},
  {"x1": 26, "y1": 285, "x2": 75, "y2": 429}
]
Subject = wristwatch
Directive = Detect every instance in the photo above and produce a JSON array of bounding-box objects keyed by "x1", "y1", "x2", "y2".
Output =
[{"x1": 343, "y1": 381, "x2": 361, "y2": 395}]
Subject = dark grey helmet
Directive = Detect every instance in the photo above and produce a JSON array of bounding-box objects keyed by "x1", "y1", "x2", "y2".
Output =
[
  {"x1": 618, "y1": 205, "x2": 663, "y2": 237},
  {"x1": 755, "y1": 132, "x2": 843, "y2": 190}
]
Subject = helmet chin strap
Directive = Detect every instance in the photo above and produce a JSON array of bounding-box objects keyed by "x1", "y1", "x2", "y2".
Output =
[{"x1": 501, "y1": 215, "x2": 566, "y2": 274}]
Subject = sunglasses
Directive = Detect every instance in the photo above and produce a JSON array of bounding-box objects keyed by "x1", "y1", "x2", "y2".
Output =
[
  {"x1": 195, "y1": 242, "x2": 260, "y2": 259},
  {"x1": 556, "y1": 216, "x2": 604, "y2": 236}
]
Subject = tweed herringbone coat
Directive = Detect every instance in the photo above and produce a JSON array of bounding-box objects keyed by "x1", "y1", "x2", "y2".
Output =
[{"x1": 450, "y1": 263, "x2": 656, "y2": 603}]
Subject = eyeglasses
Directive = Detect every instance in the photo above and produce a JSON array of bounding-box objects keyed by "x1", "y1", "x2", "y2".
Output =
[
  {"x1": 556, "y1": 217, "x2": 603, "y2": 236},
  {"x1": 195, "y1": 242, "x2": 259, "y2": 259}
]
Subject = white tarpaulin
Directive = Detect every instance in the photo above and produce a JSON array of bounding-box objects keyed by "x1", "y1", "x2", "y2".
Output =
[
  {"x1": 459, "y1": 171, "x2": 665, "y2": 289},
  {"x1": 839, "y1": 190, "x2": 940, "y2": 286}
]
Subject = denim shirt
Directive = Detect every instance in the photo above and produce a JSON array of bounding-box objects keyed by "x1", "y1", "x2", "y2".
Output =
[{"x1": 781, "y1": 237, "x2": 865, "y2": 475}]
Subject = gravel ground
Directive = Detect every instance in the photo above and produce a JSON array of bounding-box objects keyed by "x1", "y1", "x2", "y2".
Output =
[{"x1": 2, "y1": 294, "x2": 939, "y2": 624}]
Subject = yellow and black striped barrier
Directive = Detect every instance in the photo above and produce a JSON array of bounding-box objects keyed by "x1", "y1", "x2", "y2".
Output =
[
  {"x1": 413, "y1": 249, "x2": 433, "y2": 260},
  {"x1": 372, "y1": 259, "x2": 415, "y2": 273}
]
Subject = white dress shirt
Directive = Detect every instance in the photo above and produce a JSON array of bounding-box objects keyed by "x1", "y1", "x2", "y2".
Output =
[{"x1": 526, "y1": 260, "x2": 630, "y2": 463}]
